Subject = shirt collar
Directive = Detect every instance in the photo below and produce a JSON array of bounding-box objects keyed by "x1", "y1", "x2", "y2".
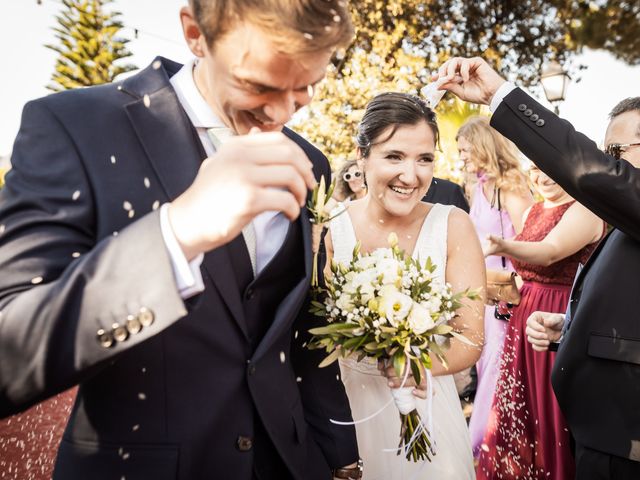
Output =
[{"x1": 170, "y1": 58, "x2": 226, "y2": 130}]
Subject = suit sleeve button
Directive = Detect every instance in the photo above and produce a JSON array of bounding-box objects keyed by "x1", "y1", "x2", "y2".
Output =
[
  {"x1": 536, "y1": 119, "x2": 545, "y2": 127},
  {"x1": 126, "y1": 314, "x2": 142, "y2": 335},
  {"x1": 530, "y1": 113, "x2": 539, "y2": 121},
  {"x1": 237, "y1": 436, "x2": 253, "y2": 451},
  {"x1": 138, "y1": 307, "x2": 155, "y2": 327},
  {"x1": 97, "y1": 329, "x2": 114, "y2": 348},
  {"x1": 112, "y1": 323, "x2": 129, "y2": 342},
  {"x1": 518, "y1": 104, "x2": 527, "y2": 111},
  {"x1": 524, "y1": 109, "x2": 533, "y2": 117}
]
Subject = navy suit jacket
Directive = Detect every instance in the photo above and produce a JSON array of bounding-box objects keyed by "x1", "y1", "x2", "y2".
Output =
[
  {"x1": 492, "y1": 88, "x2": 640, "y2": 462},
  {"x1": 0, "y1": 58, "x2": 358, "y2": 479}
]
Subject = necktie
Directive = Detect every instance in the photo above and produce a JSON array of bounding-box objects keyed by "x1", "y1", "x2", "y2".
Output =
[{"x1": 207, "y1": 127, "x2": 257, "y2": 276}]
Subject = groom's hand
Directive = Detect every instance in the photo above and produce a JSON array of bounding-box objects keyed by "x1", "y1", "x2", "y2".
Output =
[
  {"x1": 168, "y1": 131, "x2": 317, "y2": 260},
  {"x1": 433, "y1": 57, "x2": 507, "y2": 106}
]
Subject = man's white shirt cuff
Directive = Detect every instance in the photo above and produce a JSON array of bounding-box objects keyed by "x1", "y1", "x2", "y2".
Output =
[
  {"x1": 159, "y1": 203, "x2": 205, "y2": 299},
  {"x1": 490, "y1": 82, "x2": 517, "y2": 113}
]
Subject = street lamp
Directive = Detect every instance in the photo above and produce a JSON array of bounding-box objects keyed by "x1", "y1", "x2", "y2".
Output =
[{"x1": 540, "y1": 61, "x2": 571, "y2": 114}]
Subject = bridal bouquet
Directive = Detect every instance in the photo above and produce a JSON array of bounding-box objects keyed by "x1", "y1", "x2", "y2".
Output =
[{"x1": 308, "y1": 233, "x2": 478, "y2": 462}]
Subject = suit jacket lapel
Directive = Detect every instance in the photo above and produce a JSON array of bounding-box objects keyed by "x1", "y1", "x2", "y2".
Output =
[
  {"x1": 253, "y1": 206, "x2": 313, "y2": 360},
  {"x1": 122, "y1": 58, "x2": 248, "y2": 338}
]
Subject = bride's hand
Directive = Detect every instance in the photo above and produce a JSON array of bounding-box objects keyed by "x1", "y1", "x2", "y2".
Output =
[{"x1": 378, "y1": 360, "x2": 430, "y2": 399}]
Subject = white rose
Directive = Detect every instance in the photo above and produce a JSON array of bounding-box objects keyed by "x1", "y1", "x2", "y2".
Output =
[
  {"x1": 376, "y1": 258, "x2": 401, "y2": 285},
  {"x1": 371, "y1": 248, "x2": 393, "y2": 261},
  {"x1": 355, "y1": 256, "x2": 377, "y2": 270},
  {"x1": 407, "y1": 302, "x2": 435, "y2": 334}
]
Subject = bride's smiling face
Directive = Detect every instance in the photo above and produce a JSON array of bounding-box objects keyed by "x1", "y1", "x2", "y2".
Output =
[{"x1": 361, "y1": 120, "x2": 435, "y2": 217}]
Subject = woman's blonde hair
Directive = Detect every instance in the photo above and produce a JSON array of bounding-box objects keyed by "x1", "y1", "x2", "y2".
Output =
[{"x1": 456, "y1": 116, "x2": 529, "y2": 194}]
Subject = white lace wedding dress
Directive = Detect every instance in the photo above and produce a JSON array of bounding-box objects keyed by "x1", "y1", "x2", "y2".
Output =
[{"x1": 329, "y1": 203, "x2": 475, "y2": 480}]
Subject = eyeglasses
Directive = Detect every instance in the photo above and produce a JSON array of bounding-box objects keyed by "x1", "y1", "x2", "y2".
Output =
[
  {"x1": 494, "y1": 301, "x2": 514, "y2": 321},
  {"x1": 604, "y1": 142, "x2": 640, "y2": 160},
  {"x1": 343, "y1": 171, "x2": 363, "y2": 182}
]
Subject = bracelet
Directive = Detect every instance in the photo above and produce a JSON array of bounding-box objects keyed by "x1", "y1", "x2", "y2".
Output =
[{"x1": 333, "y1": 458, "x2": 363, "y2": 479}]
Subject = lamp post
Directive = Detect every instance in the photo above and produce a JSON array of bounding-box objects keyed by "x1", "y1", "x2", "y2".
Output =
[{"x1": 540, "y1": 61, "x2": 571, "y2": 114}]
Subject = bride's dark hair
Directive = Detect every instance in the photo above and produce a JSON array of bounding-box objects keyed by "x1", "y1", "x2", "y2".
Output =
[{"x1": 356, "y1": 92, "x2": 439, "y2": 158}]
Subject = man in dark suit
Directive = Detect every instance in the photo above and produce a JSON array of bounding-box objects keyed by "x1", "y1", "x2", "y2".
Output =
[
  {"x1": 423, "y1": 176, "x2": 470, "y2": 212},
  {"x1": 0, "y1": 1, "x2": 361, "y2": 479},
  {"x1": 436, "y1": 56, "x2": 640, "y2": 479}
]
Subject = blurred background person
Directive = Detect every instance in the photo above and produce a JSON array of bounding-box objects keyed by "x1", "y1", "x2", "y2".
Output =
[
  {"x1": 457, "y1": 116, "x2": 534, "y2": 456},
  {"x1": 476, "y1": 165, "x2": 605, "y2": 479},
  {"x1": 333, "y1": 158, "x2": 367, "y2": 202},
  {"x1": 423, "y1": 176, "x2": 470, "y2": 213}
]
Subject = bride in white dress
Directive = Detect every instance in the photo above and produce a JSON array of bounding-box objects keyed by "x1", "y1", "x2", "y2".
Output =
[{"x1": 326, "y1": 92, "x2": 485, "y2": 479}]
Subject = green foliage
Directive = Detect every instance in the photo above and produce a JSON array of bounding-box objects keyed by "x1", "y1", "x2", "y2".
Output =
[
  {"x1": 292, "y1": 0, "x2": 638, "y2": 172},
  {"x1": 46, "y1": 0, "x2": 136, "y2": 91},
  {"x1": 0, "y1": 167, "x2": 6, "y2": 189}
]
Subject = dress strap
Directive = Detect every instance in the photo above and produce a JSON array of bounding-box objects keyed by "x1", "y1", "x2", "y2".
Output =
[
  {"x1": 328, "y1": 203, "x2": 356, "y2": 265},
  {"x1": 414, "y1": 203, "x2": 454, "y2": 282}
]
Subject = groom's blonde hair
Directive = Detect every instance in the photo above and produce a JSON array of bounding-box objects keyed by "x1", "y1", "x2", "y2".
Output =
[{"x1": 189, "y1": 0, "x2": 354, "y2": 55}]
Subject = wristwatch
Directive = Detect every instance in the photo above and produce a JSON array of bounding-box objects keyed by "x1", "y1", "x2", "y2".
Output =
[{"x1": 333, "y1": 458, "x2": 363, "y2": 479}]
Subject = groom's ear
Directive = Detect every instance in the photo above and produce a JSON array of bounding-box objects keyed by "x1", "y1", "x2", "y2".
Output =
[{"x1": 180, "y1": 6, "x2": 206, "y2": 58}]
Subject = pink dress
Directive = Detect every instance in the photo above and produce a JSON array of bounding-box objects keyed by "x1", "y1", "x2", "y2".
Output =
[{"x1": 467, "y1": 178, "x2": 516, "y2": 457}]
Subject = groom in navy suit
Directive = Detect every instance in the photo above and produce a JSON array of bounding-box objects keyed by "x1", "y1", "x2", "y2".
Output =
[{"x1": 0, "y1": 1, "x2": 360, "y2": 478}]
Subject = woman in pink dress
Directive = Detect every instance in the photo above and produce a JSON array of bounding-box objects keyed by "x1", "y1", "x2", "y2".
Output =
[
  {"x1": 476, "y1": 166, "x2": 605, "y2": 479},
  {"x1": 457, "y1": 117, "x2": 533, "y2": 456}
]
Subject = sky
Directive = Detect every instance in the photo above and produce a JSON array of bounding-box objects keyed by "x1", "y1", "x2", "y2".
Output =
[{"x1": 1, "y1": 0, "x2": 638, "y2": 157}]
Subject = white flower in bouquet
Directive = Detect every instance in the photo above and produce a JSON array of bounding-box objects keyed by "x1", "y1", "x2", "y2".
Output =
[
  {"x1": 378, "y1": 285, "x2": 413, "y2": 326},
  {"x1": 407, "y1": 302, "x2": 435, "y2": 334},
  {"x1": 376, "y1": 258, "x2": 402, "y2": 285}
]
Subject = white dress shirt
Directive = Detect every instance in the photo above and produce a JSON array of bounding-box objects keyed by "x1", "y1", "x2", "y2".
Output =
[
  {"x1": 160, "y1": 59, "x2": 290, "y2": 298},
  {"x1": 490, "y1": 81, "x2": 517, "y2": 113}
]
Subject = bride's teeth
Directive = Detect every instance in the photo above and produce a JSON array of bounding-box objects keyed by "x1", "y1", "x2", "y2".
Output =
[{"x1": 390, "y1": 186, "x2": 413, "y2": 194}]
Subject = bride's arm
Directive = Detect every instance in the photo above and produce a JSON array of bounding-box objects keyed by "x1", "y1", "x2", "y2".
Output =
[{"x1": 431, "y1": 208, "x2": 486, "y2": 377}]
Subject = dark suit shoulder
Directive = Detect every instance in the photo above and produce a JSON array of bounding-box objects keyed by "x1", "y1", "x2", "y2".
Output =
[
  {"x1": 423, "y1": 177, "x2": 469, "y2": 212},
  {"x1": 283, "y1": 127, "x2": 330, "y2": 178}
]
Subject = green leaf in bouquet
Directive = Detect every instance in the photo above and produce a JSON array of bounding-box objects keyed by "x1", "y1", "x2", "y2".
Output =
[
  {"x1": 420, "y1": 351, "x2": 433, "y2": 370},
  {"x1": 450, "y1": 330, "x2": 477, "y2": 347},
  {"x1": 352, "y1": 241, "x2": 361, "y2": 259},
  {"x1": 318, "y1": 348, "x2": 341, "y2": 368},
  {"x1": 342, "y1": 335, "x2": 366, "y2": 351},
  {"x1": 430, "y1": 324, "x2": 454, "y2": 335},
  {"x1": 410, "y1": 358, "x2": 422, "y2": 386},
  {"x1": 308, "y1": 322, "x2": 355, "y2": 335},
  {"x1": 393, "y1": 351, "x2": 407, "y2": 379},
  {"x1": 310, "y1": 300, "x2": 326, "y2": 312}
]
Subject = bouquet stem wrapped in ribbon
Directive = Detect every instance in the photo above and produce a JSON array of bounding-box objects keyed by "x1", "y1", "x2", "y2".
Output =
[
  {"x1": 307, "y1": 176, "x2": 344, "y2": 290},
  {"x1": 308, "y1": 233, "x2": 479, "y2": 462}
]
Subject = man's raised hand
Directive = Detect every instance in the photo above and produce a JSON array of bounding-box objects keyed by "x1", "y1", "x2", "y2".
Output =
[
  {"x1": 433, "y1": 57, "x2": 507, "y2": 106},
  {"x1": 168, "y1": 131, "x2": 317, "y2": 260}
]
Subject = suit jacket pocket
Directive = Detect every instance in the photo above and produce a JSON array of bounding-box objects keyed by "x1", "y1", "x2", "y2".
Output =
[
  {"x1": 588, "y1": 333, "x2": 640, "y2": 366},
  {"x1": 54, "y1": 438, "x2": 179, "y2": 479}
]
